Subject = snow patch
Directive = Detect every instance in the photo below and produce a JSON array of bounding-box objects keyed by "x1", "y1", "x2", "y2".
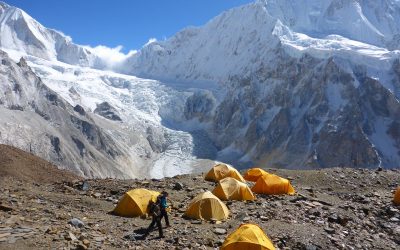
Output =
[
  {"x1": 369, "y1": 117, "x2": 400, "y2": 167},
  {"x1": 326, "y1": 82, "x2": 346, "y2": 112}
]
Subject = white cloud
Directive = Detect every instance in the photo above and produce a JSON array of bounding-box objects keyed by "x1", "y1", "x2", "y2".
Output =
[
  {"x1": 88, "y1": 45, "x2": 137, "y2": 64},
  {"x1": 81, "y1": 45, "x2": 137, "y2": 71}
]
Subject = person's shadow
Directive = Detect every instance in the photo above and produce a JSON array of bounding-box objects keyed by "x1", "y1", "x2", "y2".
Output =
[
  {"x1": 126, "y1": 228, "x2": 164, "y2": 240},
  {"x1": 124, "y1": 228, "x2": 148, "y2": 241},
  {"x1": 133, "y1": 228, "x2": 147, "y2": 234}
]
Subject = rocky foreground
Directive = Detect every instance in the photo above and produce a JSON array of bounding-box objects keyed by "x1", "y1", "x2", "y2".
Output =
[{"x1": 0, "y1": 145, "x2": 399, "y2": 250}]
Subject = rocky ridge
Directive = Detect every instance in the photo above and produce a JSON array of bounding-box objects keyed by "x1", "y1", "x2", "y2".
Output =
[{"x1": 0, "y1": 145, "x2": 399, "y2": 250}]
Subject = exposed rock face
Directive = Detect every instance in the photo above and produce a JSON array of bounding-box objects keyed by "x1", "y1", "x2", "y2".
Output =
[
  {"x1": 209, "y1": 53, "x2": 400, "y2": 168},
  {"x1": 73, "y1": 105, "x2": 85, "y2": 116},
  {"x1": 94, "y1": 102, "x2": 122, "y2": 121},
  {"x1": 184, "y1": 91, "x2": 216, "y2": 121},
  {"x1": 0, "y1": 50, "x2": 137, "y2": 178}
]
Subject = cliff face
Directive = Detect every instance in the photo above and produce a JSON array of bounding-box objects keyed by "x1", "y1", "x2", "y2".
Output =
[{"x1": 207, "y1": 52, "x2": 400, "y2": 168}]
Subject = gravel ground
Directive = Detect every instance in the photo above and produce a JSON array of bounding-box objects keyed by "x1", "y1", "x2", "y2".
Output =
[{"x1": 0, "y1": 145, "x2": 399, "y2": 249}]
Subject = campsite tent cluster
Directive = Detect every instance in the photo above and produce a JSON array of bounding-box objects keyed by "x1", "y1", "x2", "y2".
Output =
[
  {"x1": 112, "y1": 163, "x2": 295, "y2": 249},
  {"x1": 111, "y1": 163, "x2": 399, "y2": 249},
  {"x1": 185, "y1": 164, "x2": 295, "y2": 220}
]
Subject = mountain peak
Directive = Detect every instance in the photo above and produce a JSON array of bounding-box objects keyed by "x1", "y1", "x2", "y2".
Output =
[
  {"x1": 0, "y1": 1, "x2": 10, "y2": 8},
  {"x1": 0, "y1": 1, "x2": 10, "y2": 16},
  {"x1": 0, "y1": 2, "x2": 99, "y2": 66}
]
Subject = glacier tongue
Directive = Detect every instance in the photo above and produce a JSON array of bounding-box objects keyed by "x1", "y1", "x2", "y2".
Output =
[{"x1": 17, "y1": 53, "x2": 218, "y2": 178}]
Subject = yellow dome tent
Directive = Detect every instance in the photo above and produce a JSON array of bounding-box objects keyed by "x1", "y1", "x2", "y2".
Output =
[
  {"x1": 113, "y1": 188, "x2": 160, "y2": 217},
  {"x1": 221, "y1": 223, "x2": 275, "y2": 250},
  {"x1": 184, "y1": 191, "x2": 229, "y2": 220},
  {"x1": 251, "y1": 174, "x2": 295, "y2": 195},
  {"x1": 204, "y1": 163, "x2": 245, "y2": 182},
  {"x1": 243, "y1": 168, "x2": 270, "y2": 182},
  {"x1": 394, "y1": 187, "x2": 400, "y2": 205},
  {"x1": 212, "y1": 177, "x2": 256, "y2": 201}
]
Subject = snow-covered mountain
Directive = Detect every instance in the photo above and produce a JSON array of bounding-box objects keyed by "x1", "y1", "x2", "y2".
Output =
[
  {"x1": 0, "y1": 1, "x2": 132, "y2": 70},
  {"x1": 0, "y1": 0, "x2": 399, "y2": 178},
  {"x1": 0, "y1": 2, "x2": 92, "y2": 65},
  {"x1": 124, "y1": 0, "x2": 400, "y2": 81},
  {"x1": 121, "y1": 0, "x2": 400, "y2": 169}
]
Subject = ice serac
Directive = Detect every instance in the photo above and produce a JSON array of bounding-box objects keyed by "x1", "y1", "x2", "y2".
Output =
[
  {"x1": 0, "y1": 50, "x2": 141, "y2": 178},
  {"x1": 124, "y1": 0, "x2": 400, "y2": 169}
]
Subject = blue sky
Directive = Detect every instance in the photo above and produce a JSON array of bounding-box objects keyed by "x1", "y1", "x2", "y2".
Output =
[{"x1": 5, "y1": 0, "x2": 254, "y2": 53}]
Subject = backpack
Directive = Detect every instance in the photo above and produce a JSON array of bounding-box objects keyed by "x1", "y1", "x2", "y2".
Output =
[{"x1": 149, "y1": 202, "x2": 161, "y2": 217}]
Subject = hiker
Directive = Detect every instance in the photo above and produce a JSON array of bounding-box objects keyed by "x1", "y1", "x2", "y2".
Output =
[
  {"x1": 158, "y1": 191, "x2": 170, "y2": 227},
  {"x1": 143, "y1": 200, "x2": 163, "y2": 238}
]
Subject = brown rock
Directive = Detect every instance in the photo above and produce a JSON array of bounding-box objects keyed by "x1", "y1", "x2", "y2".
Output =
[
  {"x1": 75, "y1": 243, "x2": 88, "y2": 250},
  {"x1": 0, "y1": 232, "x2": 11, "y2": 238},
  {"x1": 81, "y1": 239, "x2": 90, "y2": 247},
  {"x1": 5, "y1": 215, "x2": 19, "y2": 225},
  {"x1": 93, "y1": 192, "x2": 102, "y2": 198},
  {"x1": 0, "y1": 204, "x2": 13, "y2": 212}
]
